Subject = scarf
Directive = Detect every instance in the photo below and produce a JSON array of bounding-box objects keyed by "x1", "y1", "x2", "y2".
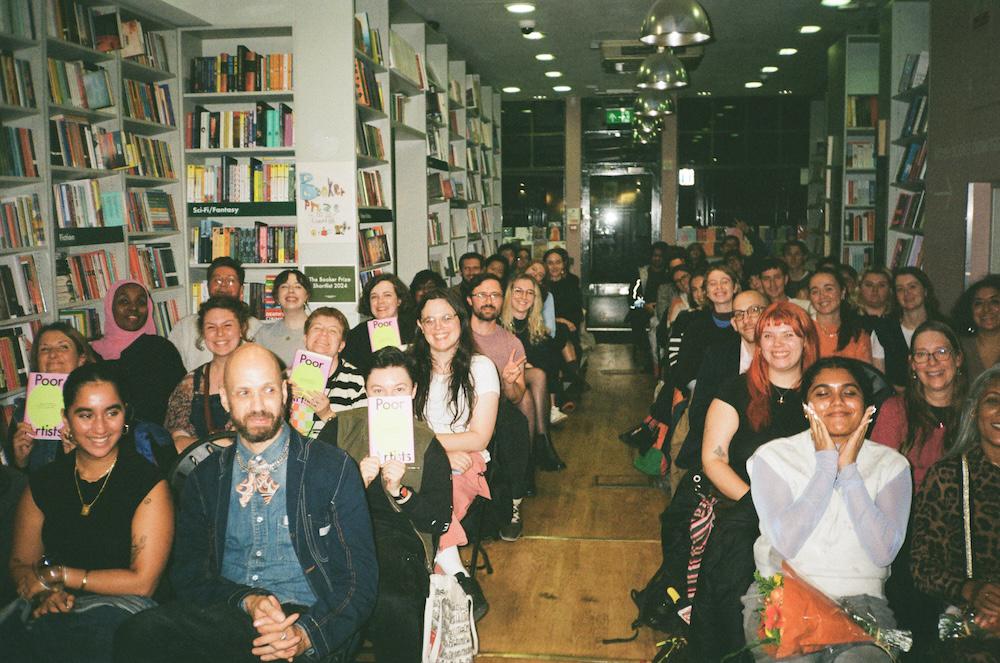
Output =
[{"x1": 91, "y1": 279, "x2": 157, "y2": 360}]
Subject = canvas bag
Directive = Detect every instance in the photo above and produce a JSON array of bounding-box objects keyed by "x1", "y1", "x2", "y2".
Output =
[{"x1": 422, "y1": 573, "x2": 479, "y2": 663}]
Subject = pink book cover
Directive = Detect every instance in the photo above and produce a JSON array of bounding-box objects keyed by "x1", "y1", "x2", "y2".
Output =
[
  {"x1": 288, "y1": 349, "x2": 334, "y2": 436},
  {"x1": 367, "y1": 396, "x2": 415, "y2": 464},
  {"x1": 25, "y1": 372, "x2": 69, "y2": 440},
  {"x1": 367, "y1": 316, "x2": 402, "y2": 351}
]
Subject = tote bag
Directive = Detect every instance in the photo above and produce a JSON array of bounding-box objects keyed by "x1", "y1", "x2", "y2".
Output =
[{"x1": 422, "y1": 573, "x2": 479, "y2": 663}]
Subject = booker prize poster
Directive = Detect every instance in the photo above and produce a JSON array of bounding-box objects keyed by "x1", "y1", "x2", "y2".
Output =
[{"x1": 296, "y1": 161, "x2": 355, "y2": 244}]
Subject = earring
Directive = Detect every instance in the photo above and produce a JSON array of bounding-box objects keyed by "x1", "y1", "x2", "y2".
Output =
[{"x1": 123, "y1": 423, "x2": 130, "y2": 435}]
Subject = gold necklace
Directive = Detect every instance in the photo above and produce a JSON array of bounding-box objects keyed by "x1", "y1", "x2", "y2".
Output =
[{"x1": 74, "y1": 460, "x2": 117, "y2": 517}]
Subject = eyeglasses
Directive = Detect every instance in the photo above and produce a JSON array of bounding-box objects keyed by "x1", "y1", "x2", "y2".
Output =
[
  {"x1": 38, "y1": 343, "x2": 74, "y2": 355},
  {"x1": 511, "y1": 287, "x2": 535, "y2": 298},
  {"x1": 421, "y1": 313, "x2": 457, "y2": 327},
  {"x1": 912, "y1": 347, "x2": 953, "y2": 364},
  {"x1": 211, "y1": 277, "x2": 239, "y2": 287},
  {"x1": 471, "y1": 292, "x2": 503, "y2": 302},
  {"x1": 733, "y1": 305, "x2": 767, "y2": 321}
]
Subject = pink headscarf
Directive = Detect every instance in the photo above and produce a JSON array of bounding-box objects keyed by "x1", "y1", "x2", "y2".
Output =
[{"x1": 91, "y1": 278, "x2": 157, "y2": 360}]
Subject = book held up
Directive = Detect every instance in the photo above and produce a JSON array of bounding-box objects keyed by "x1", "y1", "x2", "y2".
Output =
[
  {"x1": 368, "y1": 396, "x2": 415, "y2": 464},
  {"x1": 288, "y1": 349, "x2": 334, "y2": 437},
  {"x1": 367, "y1": 316, "x2": 402, "y2": 351},
  {"x1": 25, "y1": 372, "x2": 69, "y2": 440}
]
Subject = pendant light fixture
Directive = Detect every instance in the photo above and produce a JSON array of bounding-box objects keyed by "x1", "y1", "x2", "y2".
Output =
[
  {"x1": 636, "y1": 48, "x2": 688, "y2": 90},
  {"x1": 635, "y1": 90, "x2": 675, "y2": 118},
  {"x1": 640, "y1": 0, "x2": 713, "y2": 47}
]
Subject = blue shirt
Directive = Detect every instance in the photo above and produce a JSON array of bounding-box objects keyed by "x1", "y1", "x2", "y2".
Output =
[{"x1": 221, "y1": 426, "x2": 316, "y2": 606}]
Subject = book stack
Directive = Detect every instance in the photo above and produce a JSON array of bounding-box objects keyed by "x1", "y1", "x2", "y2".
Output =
[
  {"x1": 354, "y1": 12, "x2": 383, "y2": 64},
  {"x1": 388, "y1": 30, "x2": 425, "y2": 89},
  {"x1": 427, "y1": 211, "x2": 444, "y2": 245},
  {"x1": 121, "y1": 132, "x2": 174, "y2": 178},
  {"x1": 466, "y1": 176, "x2": 480, "y2": 203},
  {"x1": 128, "y1": 242, "x2": 178, "y2": 290},
  {"x1": 125, "y1": 189, "x2": 177, "y2": 232},
  {"x1": 0, "y1": 125, "x2": 37, "y2": 177},
  {"x1": 890, "y1": 190, "x2": 925, "y2": 232},
  {"x1": 58, "y1": 307, "x2": 101, "y2": 339},
  {"x1": 0, "y1": 192, "x2": 44, "y2": 249},
  {"x1": 185, "y1": 159, "x2": 295, "y2": 203},
  {"x1": 359, "y1": 226, "x2": 390, "y2": 268},
  {"x1": 0, "y1": 52, "x2": 36, "y2": 108},
  {"x1": 121, "y1": 22, "x2": 170, "y2": 71},
  {"x1": 427, "y1": 173, "x2": 455, "y2": 200},
  {"x1": 46, "y1": 0, "x2": 99, "y2": 46},
  {"x1": 467, "y1": 207, "x2": 481, "y2": 235},
  {"x1": 843, "y1": 210, "x2": 875, "y2": 242},
  {"x1": 357, "y1": 170, "x2": 385, "y2": 207},
  {"x1": 189, "y1": 47, "x2": 292, "y2": 93},
  {"x1": 0, "y1": 324, "x2": 31, "y2": 394},
  {"x1": 354, "y1": 57, "x2": 383, "y2": 111},
  {"x1": 123, "y1": 80, "x2": 175, "y2": 126},
  {"x1": 185, "y1": 102, "x2": 293, "y2": 149},
  {"x1": 151, "y1": 298, "x2": 181, "y2": 336},
  {"x1": 357, "y1": 120, "x2": 384, "y2": 159},
  {"x1": 47, "y1": 59, "x2": 113, "y2": 109},
  {"x1": 55, "y1": 249, "x2": 121, "y2": 304},
  {"x1": 191, "y1": 220, "x2": 297, "y2": 265},
  {"x1": 844, "y1": 176, "x2": 875, "y2": 206},
  {"x1": 0, "y1": 254, "x2": 45, "y2": 317},
  {"x1": 49, "y1": 115, "x2": 116, "y2": 170},
  {"x1": 845, "y1": 95, "x2": 878, "y2": 128},
  {"x1": 52, "y1": 178, "x2": 108, "y2": 228},
  {"x1": 845, "y1": 138, "x2": 874, "y2": 169}
]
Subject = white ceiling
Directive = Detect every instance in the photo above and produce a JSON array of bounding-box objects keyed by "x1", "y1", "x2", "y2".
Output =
[{"x1": 403, "y1": 0, "x2": 887, "y2": 100}]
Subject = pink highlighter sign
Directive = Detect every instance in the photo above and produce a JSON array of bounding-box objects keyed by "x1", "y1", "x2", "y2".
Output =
[
  {"x1": 25, "y1": 372, "x2": 69, "y2": 440},
  {"x1": 367, "y1": 316, "x2": 402, "y2": 351}
]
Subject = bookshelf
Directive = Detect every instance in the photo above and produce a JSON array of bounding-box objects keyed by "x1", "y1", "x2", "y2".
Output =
[
  {"x1": 827, "y1": 34, "x2": 879, "y2": 272},
  {"x1": 880, "y1": 1, "x2": 928, "y2": 270}
]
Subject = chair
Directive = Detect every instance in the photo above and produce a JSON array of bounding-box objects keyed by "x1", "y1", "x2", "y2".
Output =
[{"x1": 168, "y1": 431, "x2": 236, "y2": 497}]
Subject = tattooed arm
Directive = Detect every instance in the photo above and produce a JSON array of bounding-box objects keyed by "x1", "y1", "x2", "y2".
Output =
[{"x1": 701, "y1": 398, "x2": 750, "y2": 501}]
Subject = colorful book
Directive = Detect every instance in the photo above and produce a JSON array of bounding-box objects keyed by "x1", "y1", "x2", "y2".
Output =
[
  {"x1": 287, "y1": 349, "x2": 334, "y2": 437},
  {"x1": 367, "y1": 316, "x2": 401, "y2": 351},
  {"x1": 25, "y1": 372, "x2": 68, "y2": 439},
  {"x1": 368, "y1": 396, "x2": 415, "y2": 464}
]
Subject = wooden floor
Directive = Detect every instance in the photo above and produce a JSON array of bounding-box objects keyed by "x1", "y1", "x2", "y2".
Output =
[{"x1": 468, "y1": 344, "x2": 669, "y2": 662}]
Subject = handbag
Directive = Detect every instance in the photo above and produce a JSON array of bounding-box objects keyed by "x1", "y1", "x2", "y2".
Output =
[{"x1": 421, "y1": 573, "x2": 479, "y2": 663}]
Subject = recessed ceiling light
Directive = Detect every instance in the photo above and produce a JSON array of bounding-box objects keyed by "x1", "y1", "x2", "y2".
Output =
[
  {"x1": 696, "y1": 91, "x2": 712, "y2": 96},
  {"x1": 821, "y1": 0, "x2": 852, "y2": 6},
  {"x1": 799, "y1": 25, "x2": 822, "y2": 34},
  {"x1": 779, "y1": 48, "x2": 798, "y2": 56},
  {"x1": 544, "y1": 71, "x2": 562, "y2": 78},
  {"x1": 535, "y1": 53, "x2": 555, "y2": 61},
  {"x1": 761, "y1": 66, "x2": 778, "y2": 73},
  {"x1": 779, "y1": 89, "x2": 793, "y2": 95},
  {"x1": 745, "y1": 81, "x2": 763, "y2": 89},
  {"x1": 505, "y1": 3, "x2": 535, "y2": 13},
  {"x1": 552, "y1": 85, "x2": 572, "y2": 92},
  {"x1": 502, "y1": 86, "x2": 521, "y2": 93},
  {"x1": 523, "y1": 31, "x2": 545, "y2": 40},
  {"x1": 533, "y1": 94, "x2": 547, "y2": 99}
]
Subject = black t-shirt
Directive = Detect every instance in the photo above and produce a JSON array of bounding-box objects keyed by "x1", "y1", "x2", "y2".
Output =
[
  {"x1": 30, "y1": 448, "x2": 162, "y2": 571},
  {"x1": 785, "y1": 272, "x2": 811, "y2": 299},
  {"x1": 716, "y1": 373, "x2": 809, "y2": 484}
]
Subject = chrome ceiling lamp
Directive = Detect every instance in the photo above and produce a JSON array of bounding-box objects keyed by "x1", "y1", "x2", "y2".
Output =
[
  {"x1": 635, "y1": 48, "x2": 688, "y2": 90},
  {"x1": 635, "y1": 89, "x2": 675, "y2": 118},
  {"x1": 640, "y1": 0, "x2": 713, "y2": 48}
]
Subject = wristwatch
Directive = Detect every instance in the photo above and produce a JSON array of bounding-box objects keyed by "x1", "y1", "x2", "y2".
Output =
[{"x1": 393, "y1": 486, "x2": 412, "y2": 503}]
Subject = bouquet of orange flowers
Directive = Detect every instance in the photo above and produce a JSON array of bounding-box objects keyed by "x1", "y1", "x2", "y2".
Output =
[{"x1": 750, "y1": 562, "x2": 912, "y2": 659}]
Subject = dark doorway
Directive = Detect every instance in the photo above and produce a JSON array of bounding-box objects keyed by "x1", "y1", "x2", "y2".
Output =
[{"x1": 588, "y1": 174, "x2": 653, "y2": 283}]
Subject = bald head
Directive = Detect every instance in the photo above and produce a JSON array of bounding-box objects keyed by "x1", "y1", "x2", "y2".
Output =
[
  {"x1": 221, "y1": 343, "x2": 286, "y2": 447},
  {"x1": 224, "y1": 343, "x2": 283, "y2": 390}
]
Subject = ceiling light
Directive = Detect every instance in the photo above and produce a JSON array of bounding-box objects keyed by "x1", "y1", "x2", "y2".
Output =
[
  {"x1": 779, "y1": 48, "x2": 798, "y2": 56},
  {"x1": 640, "y1": 0, "x2": 713, "y2": 47},
  {"x1": 744, "y1": 81, "x2": 763, "y2": 88},
  {"x1": 545, "y1": 71, "x2": 563, "y2": 78},
  {"x1": 821, "y1": 0, "x2": 852, "y2": 6},
  {"x1": 779, "y1": 89, "x2": 793, "y2": 95},
  {"x1": 635, "y1": 89, "x2": 675, "y2": 117},
  {"x1": 552, "y1": 85, "x2": 572, "y2": 92},
  {"x1": 761, "y1": 65, "x2": 778, "y2": 73},
  {"x1": 533, "y1": 95, "x2": 547, "y2": 99},
  {"x1": 696, "y1": 91, "x2": 712, "y2": 96},
  {"x1": 636, "y1": 49, "x2": 689, "y2": 90},
  {"x1": 502, "y1": 86, "x2": 521, "y2": 93},
  {"x1": 535, "y1": 53, "x2": 555, "y2": 61},
  {"x1": 505, "y1": 3, "x2": 535, "y2": 13},
  {"x1": 523, "y1": 31, "x2": 545, "y2": 40},
  {"x1": 799, "y1": 25, "x2": 822, "y2": 34}
]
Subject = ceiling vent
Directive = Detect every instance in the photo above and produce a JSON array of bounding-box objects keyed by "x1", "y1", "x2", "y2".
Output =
[{"x1": 598, "y1": 39, "x2": 704, "y2": 76}]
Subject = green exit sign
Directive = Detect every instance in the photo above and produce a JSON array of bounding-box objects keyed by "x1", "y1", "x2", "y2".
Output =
[{"x1": 605, "y1": 108, "x2": 635, "y2": 125}]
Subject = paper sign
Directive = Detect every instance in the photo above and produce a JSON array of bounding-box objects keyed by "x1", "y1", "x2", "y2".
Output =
[
  {"x1": 368, "y1": 396, "x2": 415, "y2": 464},
  {"x1": 288, "y1": 349, "x2": 334, "y2": 437},
  {"x1": 25, "y1": 372, "x2": 68, "y2": 439},
  {"x1": 367, "y1": 317, "x2": 402, "y2": 351},
  {"x1": 297, "y1": 161, "x2": 355, "y2": 244}
]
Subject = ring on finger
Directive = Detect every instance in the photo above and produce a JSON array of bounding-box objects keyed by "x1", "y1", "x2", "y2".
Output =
[{"x1": 280, "y1": 631, "x2": 288, "y2": 640}]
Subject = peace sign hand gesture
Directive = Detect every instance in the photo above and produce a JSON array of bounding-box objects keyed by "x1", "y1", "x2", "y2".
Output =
[{"x1": 501, "y1": 348, "x2": 526, "y2": 386}]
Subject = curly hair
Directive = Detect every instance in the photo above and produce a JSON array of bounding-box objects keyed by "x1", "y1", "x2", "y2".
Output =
[
  {"x1": 196, "y1": 296, "x2": 251, "y2": 350},
  {"x1": 950, "y1": 274, "x2": 1000, "y2": 336}
]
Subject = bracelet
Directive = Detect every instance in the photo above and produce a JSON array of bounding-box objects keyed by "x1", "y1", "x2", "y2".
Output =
[{"x1": 80, "y1": 569, "x2": 89, "y2": 590}]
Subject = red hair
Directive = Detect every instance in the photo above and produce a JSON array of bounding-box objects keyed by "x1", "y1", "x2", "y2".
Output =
[{"x1": 746, "y1": 302, "x2": 819, "y2": 431}]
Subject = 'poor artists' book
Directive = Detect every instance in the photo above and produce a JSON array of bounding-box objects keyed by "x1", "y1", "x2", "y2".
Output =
[
  {"x1": 25, "y1": 372, "x2": 69, "y2": 439},
  {"x1": 288, "y1": 349, "x2": 333, "y2": 437},
  {"x1": 367, "y1": 316, "x2": 401, "y2": 351},
  {"x1": 368, "y1": 396, "x2": 415, "y2": 464}
]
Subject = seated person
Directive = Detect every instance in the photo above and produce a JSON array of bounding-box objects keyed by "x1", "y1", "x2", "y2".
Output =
[
  {"x1": 8, "y1": 363, "x2": 173, "y2": 663},
  {"x1": 4, "y1": 323, "x2": 95, "y2": 471},
  {"x1": 254, "y1": 269, "x2": 314, "y2": 367},
  {"x1": 342, "y1": 274, "x2": 417, "y2": 375},
  {"x1": 164, "y1": 297, "x2": 250, "y2": 453},
  {"x1": 318, "y1": 347, "x2": 451, "y2": 663},
  {"x1": 743, "y1": 357, "x2": 911, "y2": 662},
  {"x1": 114, "y1": 344, "x2": 378, "y2": 663},
  {"x1": 93, "y1": 279, "x2": 185, "y2": 426},
  {"x1": 293, "y1": 306, "x2": 366, "y2": 439}
]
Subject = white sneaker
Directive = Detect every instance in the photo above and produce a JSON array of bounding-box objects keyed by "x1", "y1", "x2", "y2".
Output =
[{"x1": 550, "y1": 405, "x2": 569, "y2": 425}]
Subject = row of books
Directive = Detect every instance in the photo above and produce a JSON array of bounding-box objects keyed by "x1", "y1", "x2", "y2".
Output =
[
  {"x1": 128, "y1": 242, "x2": 178, "y2": 290},
  {"x1": 842, "y1": 245, "x2": 874, "y2": 272},
  {"x1": 427, "y1": 89, "x2": 447, "y2": 124},
  {"x1": 185, "y1": 159, "x2": 295, "y2": 203},
  {"x1": 466, "y1": 77, "x2": 481, "y2": 112},
  {"x1": 190, "y1": 220, "x2": 297, "y2": 265},
  {"x1": 123, "y1": 79, "x2": 175, "y2": 127},
  {"x1": 189, "y1": 278, "x2": 279, "y2": 321},
  {"x1": 426, "y1": 125, "x2": 446, "y2": 161},
  {"x1": 150, "y1": 298, "x2": 181, "y2": 335},
  {"x1": 121, "y1": 132, "x2": 174, "y2": 178},
  {"x1": 890, "y1": 235, "x2": 924, "y2": 270},
  {"x1": 357, "y1": 120, "x2": 385, "y2": 160},
  {"x1": 388, "y1": 29, "x2": 426, "y2": 90},
  {"x1": 890, "y1": 190, "x2": 925, "y2": 232},
  {"x1": 126, "y1": 189, "x2": 177, "y2": 233},
  {"x1": 466, "y1": 206, "x2": 482, "y2": 235},
  {"x1": 47, "y1": 58, "x2": 113, "y2": 109},
  {"x1": 59, "y1": 307, "x2": 100, "y2": 340},
  {"x1": 359, "y1": 225, "x2": 390, "y2": 268},
  {"x1": 354, "y1": 12, "x2": 384, "y2": 65},
  {"x1": 0, "y1": 324, "x2": 31, "y2": 394},
  {"x1": 0, "y1": 254, "x2": 44, "y2": 318},
  {"x1": 427, "y1": 173, "x2": 459, "y2": 200},
  {"x1": 845, "y1": 94, "x2": 878, "y2": 129},
  {"x1": 896, "y1": 140, "x2": 927, "y2": 184},
  {"x1": 843, "y1": 209, "x2": 875, "y2": 242},
  {"x1": 897, "y1": 51, "x2": 929, "y2": 93},
  {"x1": 357, "y1": 169, "x2": 386, "y2": 208},
  {"x1": 188, "y1": 49, "x2": 292, "y2": 93},
  {"x1": 55, "y1": 248, "x2": 121, "y2": 304},
  {"x1": 0, "y1": 125, "x2": 37, "y2": 177},
  {"x1": 94, "y1": 11, "x2": 170, "y2": 71},
  {"x1": 845, "y1": 138, "x2": 874, "y2": 169},
  {"x1": 49, "y1": 118, "x2": 175, "y2": 177},
  {"x1": 0, "y1": 0, "x2": 34, "y2": 39},
  {"x1": 448, "y1": 78, "x2": 463, "y2": 108},
  {"x1": 1, "y1": 52, "x2": 35, "y2": 108},
  {"x1": 53, "y1": 178, "x2": 109, "y2": 228},
  {"x1": 844, "y1": 176, "x2": 876, "y2": 207},
  {"x1": 427, "y1": 211, "x2": 445, "y2": 245},
  {"x1": 0, "y1": 192, "x2": 44, "y2": 249},
  {"x1": 898, "y1": 95, "x2": 928, "y2": 140},
  {"x1": 354, "y1": 57, "x2": 384, "y2": 111},
  {"x1": 391, "y1": 92, "x2": 412, "y2": 125},
  {"x1": 185, "y1": 103, "x2": 293, "y2": 149}
]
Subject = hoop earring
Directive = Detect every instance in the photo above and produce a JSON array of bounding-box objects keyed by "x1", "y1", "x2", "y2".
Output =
[{"x1": 123, "y1": 424, "x2": 130, "y2": 435}]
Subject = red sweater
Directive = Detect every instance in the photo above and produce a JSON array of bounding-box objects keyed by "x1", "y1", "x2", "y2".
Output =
[{"x1": 869, "y1": 394, "x2": 946, "y2": 491}]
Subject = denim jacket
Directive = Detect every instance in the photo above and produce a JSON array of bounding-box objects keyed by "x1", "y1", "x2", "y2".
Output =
[{"x1": 170, "y1": 424, "x2": 378, "y2": 658}]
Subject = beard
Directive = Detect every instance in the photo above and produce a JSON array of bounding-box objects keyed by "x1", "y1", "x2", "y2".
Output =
[
  {"x1": 474, "y1": 306, "x2": 498, "y2": 322},
  {"x1": 233, "y1": 410, "x2": 283, "y2": 444}
]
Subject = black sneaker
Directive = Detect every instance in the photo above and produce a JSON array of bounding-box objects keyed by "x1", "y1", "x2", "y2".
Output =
[
  {"x1": 455, "y1": 573, "x2": 489, "y2": 621},
  {"x1": 499, "y1": 502, "x2": 523, "y2": 542}
]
